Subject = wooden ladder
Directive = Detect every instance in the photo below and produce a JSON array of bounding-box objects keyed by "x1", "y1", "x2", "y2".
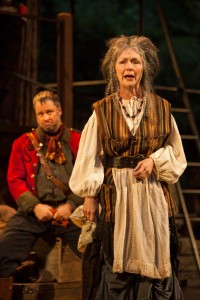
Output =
[{"x1": 157, "y1": 4, "x2": 200, "y2": 275}]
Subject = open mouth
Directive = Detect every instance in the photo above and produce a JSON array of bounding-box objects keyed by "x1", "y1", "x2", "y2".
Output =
[{"x1": 124, "y1": 75, "x2": 134, "y2": 79}]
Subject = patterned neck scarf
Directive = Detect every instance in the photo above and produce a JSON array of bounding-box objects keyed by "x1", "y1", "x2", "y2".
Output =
[{"x1": 45, "y1": 124, "x2": 66, "y2": 164}]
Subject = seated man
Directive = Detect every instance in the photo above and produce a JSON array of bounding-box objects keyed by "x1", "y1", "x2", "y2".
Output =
[{"x1": 0, "y1": 90, "x2": 82, "y2": 282}]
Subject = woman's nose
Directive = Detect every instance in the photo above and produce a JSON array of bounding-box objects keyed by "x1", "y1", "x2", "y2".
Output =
[{"x1": 126, "y1": 61, "x2": 133, "y2": 69}]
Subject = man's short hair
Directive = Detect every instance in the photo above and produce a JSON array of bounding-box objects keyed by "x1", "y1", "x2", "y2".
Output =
[{"x1": 33, "y1": 90, "x2": 61, "y2": 108}]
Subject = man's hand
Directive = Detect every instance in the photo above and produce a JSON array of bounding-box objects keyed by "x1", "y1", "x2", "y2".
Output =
[
  {"x1": 133, "y1": 157, "x2": 154, "y2": 180},
  {"x1": 33, "y1": 203, "x2": 53, "y2": 222},
  {"x1": 83, "y1": 197, "x2": 99, "y2": 222},
  {"x1": 53, "y1": 203, "x2": 73, "y2": 222}
]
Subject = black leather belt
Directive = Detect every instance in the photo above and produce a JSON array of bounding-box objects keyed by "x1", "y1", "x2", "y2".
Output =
[{"x1": 105, "y1": 154, "x2": 146, "y2": 169}]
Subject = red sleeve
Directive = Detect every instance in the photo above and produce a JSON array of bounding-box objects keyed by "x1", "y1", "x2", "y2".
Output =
[
  {"x1": 68, "y1": 129, "x2": 81, "y2": 158},
  {"x1": 7, "y1": 134, "x2": 36, "y2": 201}
]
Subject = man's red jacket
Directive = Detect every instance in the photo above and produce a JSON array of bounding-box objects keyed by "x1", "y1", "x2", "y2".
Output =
[{"x1": 7, "y1": 126, "x2": 82, "y2": 212}]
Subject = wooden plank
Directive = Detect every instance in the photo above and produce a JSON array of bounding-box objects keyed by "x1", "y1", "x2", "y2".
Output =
[
  {"x1": 12, "y1": 282, "x2": 82, "y2": 300},
  {"x1": 0, "y1": 277, "x2": 13, "y2": 300}
]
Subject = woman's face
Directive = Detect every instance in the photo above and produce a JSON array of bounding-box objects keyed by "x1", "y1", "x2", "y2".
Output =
[{"x1": 115, "y1": 47, "x2": 144, "y2": 94}]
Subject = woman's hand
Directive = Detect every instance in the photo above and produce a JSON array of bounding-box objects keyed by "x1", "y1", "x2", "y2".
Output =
[
  {"x1": 83, "y1": 197, "x2": 99, "y2": 222},
  {"x1": 133, "y1": 157, "x2": 154, "y2": 180}
]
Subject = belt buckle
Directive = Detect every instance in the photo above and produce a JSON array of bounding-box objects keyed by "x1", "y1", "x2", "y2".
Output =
[
  {"x1": 135, "y1": 154, "x2": 145, "y2": 159},
  {"x1": 133, "y1": 154, "x2": 145, "y2": 167},
  {"x1": 119, "y1": 156, "x2": 130, "y2": 168},
  {"x1": 119, "y1": 155, "x2": 145, "y2": 168}
]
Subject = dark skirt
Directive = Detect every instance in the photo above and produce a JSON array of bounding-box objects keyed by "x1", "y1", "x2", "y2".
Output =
[
  {"x1": 95, "y1": 260, "x2": 183, "y2": 300},
  {"x1": 82, "y1": 217, "x2": 184, "y2": 300}
]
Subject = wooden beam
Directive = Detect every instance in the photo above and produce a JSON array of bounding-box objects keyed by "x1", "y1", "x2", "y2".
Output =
[{"x1": 57, "y1": 13, "x2": 73, "y2": 127}]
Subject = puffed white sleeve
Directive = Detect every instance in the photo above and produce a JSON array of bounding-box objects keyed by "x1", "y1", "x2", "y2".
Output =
[
  {"x1": 69, "y1": 111, "x2": 104, "y2": 197},
  {"x1": 150, "y1": 115, "x2": 187, "y2": 184}
]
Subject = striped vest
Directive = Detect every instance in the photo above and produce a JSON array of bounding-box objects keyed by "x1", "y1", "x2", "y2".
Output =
[{"x1": 93, "y1": 94, "x2": 177, "y2": 220}]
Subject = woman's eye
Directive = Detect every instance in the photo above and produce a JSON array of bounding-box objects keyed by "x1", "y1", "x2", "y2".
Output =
[{"x1": 132, "y1": 60, "x2": 140, "y2": 64}]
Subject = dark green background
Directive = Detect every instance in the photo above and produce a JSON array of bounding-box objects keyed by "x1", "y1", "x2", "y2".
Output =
[{"x1": 38, "y1": 0, "x2": 200, "y2": 130}]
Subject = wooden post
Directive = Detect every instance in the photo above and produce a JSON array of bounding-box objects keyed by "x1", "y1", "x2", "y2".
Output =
[
  {"x1": 57, "y1": 13, "x2": 73, "y2": 127},
  {"x1": 138, "y1": 0, "x2": 144, "y2": 35}
]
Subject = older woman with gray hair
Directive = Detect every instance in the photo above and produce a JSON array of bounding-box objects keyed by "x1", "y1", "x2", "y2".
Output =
[{"x1": 69, "y1": 35, "x2": 187, "y2": 299}]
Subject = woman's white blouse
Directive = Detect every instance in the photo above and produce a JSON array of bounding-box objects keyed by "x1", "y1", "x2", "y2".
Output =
[
  {"x1": 69, "y1": 109, "x2": 187, "y2": 197},
  {"x1": 69, "y1": 104, "x2": 187, "y2": 278}
]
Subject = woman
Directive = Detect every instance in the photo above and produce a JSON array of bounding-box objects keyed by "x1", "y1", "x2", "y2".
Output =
[{"x1": 69, "y1": 35, "x2": 187, "y2": 299}]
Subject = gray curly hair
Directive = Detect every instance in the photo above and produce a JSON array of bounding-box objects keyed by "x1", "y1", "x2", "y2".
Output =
[{"x1": 101, "y1": 35, "x2": 160, "y2": 96}]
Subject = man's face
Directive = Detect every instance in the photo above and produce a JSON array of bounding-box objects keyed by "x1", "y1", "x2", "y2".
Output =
[{"x1": 35, "y1": 100, "x2": 62, "y2": 133}]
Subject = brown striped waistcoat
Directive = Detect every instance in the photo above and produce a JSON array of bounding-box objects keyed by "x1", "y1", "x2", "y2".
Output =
[{"x1": 93, "y1": 94, "x2": 177, "y2": 221}]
